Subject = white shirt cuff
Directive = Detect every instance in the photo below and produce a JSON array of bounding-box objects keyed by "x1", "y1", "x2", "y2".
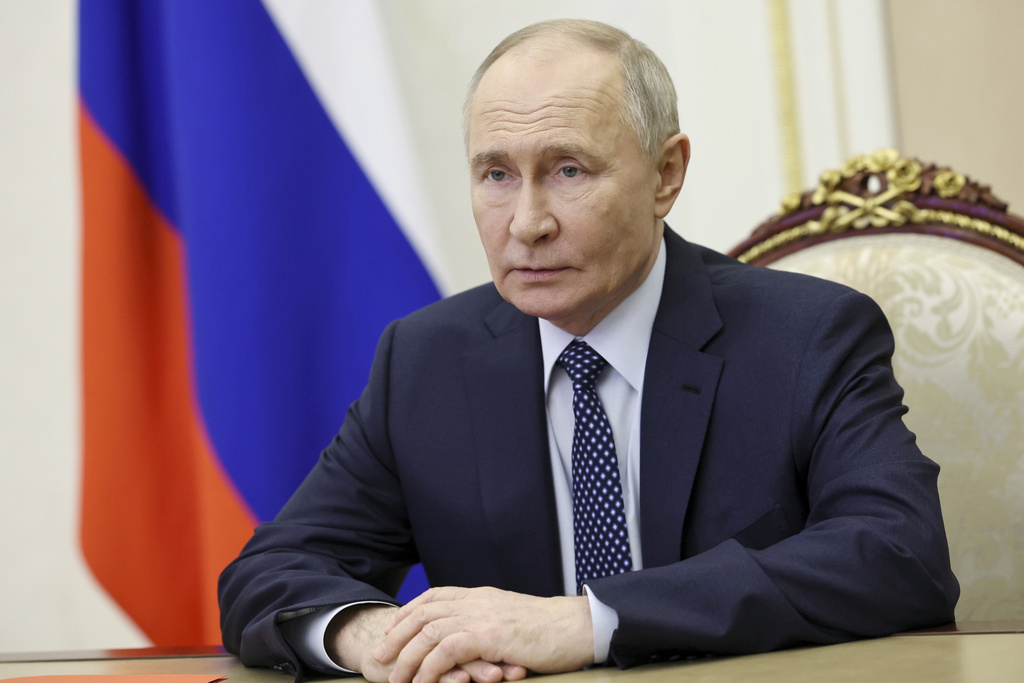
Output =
[
  {"x1": 279, "y1": 601, "x2": 393, "y2": 674},
  {"x1": 583, "y1": 586, "x2": 618, "y2": 664}
]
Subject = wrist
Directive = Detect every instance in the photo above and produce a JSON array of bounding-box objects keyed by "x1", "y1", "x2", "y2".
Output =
[
  {"x1": 326, "y1": 604, "x2": 397, "y2": 672},
  {"x1": 555, "y1": 594, "x2": 596, "y2": 669}
]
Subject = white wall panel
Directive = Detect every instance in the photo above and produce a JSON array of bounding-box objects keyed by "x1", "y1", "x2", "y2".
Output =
[{"x1": 833, "y1": 0, "x2": 898, "y2": 155}]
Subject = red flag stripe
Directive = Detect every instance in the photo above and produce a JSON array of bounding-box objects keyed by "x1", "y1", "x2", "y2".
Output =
[{"x1": 80, "y1": 101, "x2": 256, "y2": 646}]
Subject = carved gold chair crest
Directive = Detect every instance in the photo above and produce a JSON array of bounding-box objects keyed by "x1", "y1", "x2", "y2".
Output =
[{"x1": 731, "y1": 149, "x2": 1024, "y2": 621}]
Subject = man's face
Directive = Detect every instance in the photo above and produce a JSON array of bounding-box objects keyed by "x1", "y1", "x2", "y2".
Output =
[{"x1": 467, "y1": 42, "x2": 666, "y2": 336}]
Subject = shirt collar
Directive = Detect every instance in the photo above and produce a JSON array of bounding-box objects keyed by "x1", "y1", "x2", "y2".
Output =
[{"x1": 540, "y1": 236, "x2": 666, "y2": 393}]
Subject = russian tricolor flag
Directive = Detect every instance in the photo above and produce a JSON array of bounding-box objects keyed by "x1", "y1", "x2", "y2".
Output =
[{"x1": 79, "y1": 0, "x2": 440, "y2": 646}]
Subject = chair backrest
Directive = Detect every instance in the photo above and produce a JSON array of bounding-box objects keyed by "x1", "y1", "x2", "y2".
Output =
[{"x1": 730, "y1": 149, "x2": 1024, "y2": 621}]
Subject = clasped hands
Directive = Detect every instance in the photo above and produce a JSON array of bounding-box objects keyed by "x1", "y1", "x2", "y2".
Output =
[{"x1": 329, "y1": 586, "x2": 594, "y2": 683}]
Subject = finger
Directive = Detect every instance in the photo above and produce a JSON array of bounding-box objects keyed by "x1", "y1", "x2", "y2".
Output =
[
  {"x1": 387, "y1": 588, "x2": 437, "y2": 632},
  {"x1": 387, "y1": 586, "x2": 465, "y2": 633},
  {"x1": 437, "y1": 667, "x2": 472, "y2": 683},
  {"x1": 377, "y1": 601, "x2": 457, "y2": 663},
  {"x1": 457, "y1": 660, "x2": 505, "y2": 683},
  {"x1": 387, "y1": 619, "x2": 458, "y2": 683},
  {"x1": 501, "y1": 664, "x2": 528, "y2": 681},
  {"x1": 408, "y1": 631, "x2": 499, "y2": 683}
]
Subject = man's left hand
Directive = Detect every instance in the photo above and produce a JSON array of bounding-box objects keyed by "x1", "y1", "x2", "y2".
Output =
[{"x1": 373, "y1": 586, "x2": 595, "y2": 683}]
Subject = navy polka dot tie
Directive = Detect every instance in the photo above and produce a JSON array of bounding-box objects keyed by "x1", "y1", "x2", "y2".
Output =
[{"x1": 556, "y1": 339, "x2": 633, "y2": 594}]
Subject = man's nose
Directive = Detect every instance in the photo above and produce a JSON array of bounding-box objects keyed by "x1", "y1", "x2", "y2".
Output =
[{"x1": 509, "y1": 182, "x2": 557, "y2": 243}]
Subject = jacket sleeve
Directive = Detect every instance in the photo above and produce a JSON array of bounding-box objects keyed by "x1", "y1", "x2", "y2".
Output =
[
  {"x1": 218, "y1": 320, "x2": 408, "y2": 678},
  {"x1": 592, "y1": 289, "x2": 959, "y2": 667}
]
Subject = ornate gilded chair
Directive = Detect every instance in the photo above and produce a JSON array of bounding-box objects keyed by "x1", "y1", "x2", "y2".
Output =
[{"x1": 731, "y1": 150, "x2": 1024, "y2": 621}]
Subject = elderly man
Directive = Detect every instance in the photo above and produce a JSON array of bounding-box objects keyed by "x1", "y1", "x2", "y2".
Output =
[{"x1": 219, "y1": 18, "x2": 958, "y2": 682}]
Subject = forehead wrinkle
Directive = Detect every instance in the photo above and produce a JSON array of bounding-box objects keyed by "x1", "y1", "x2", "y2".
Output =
[
  {"x1": 472, "y1": 98, "x2": 622, "y2": 156},
  {"x1": 477, "y1": 119, "x2": 585, "y2": 147},
  {"x1": 476, "y1": 88, "x2": 617, "y2": 123}
]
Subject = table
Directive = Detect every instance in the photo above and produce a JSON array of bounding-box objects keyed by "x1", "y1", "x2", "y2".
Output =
[{"x1": 2, "y1": 624, "x2": 1022, "y2": 681}]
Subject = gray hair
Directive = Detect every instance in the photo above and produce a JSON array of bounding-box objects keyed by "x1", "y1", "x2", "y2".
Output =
[{"x1": 462, "y1": 19, "x2": 680, "y2": 161}]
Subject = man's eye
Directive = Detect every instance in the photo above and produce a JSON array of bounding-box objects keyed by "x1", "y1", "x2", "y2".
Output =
[
  {"x1": 488, "y1": 170, "x2": 508, "y2": 182},
  {"x1": 560, "y1": 166, "x2": 580, "y2": 178}
]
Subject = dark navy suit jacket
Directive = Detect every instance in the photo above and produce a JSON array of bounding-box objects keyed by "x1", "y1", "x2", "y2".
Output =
[{"x1": 219, "y1": 229, "x2": 958, "y2": 676}]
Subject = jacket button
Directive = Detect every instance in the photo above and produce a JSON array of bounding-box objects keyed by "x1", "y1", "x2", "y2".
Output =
[{"x1": 273, "y1": 660, "x2": 296, "y2": 674}]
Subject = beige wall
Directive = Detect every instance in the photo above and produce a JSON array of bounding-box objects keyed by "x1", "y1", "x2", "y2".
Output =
[{"x1": 888, "y1": 0, "x2": 1024, "y2": 212}]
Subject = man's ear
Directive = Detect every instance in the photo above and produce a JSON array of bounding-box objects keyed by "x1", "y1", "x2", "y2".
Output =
[{"x1": 654, "y1": 133, "x2": 690, "y2": 219}]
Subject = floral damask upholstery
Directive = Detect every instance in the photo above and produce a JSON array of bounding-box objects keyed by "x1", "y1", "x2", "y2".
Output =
[{"x1": 731, "y1": 150, "x2": 1024, "y2": 621}]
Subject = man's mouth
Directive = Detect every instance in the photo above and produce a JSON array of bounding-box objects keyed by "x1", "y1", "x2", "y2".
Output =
[{"x1": 512, "y1": 267, "x2": 569, "y2": 283}]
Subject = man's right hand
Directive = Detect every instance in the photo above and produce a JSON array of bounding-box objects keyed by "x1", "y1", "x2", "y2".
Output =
[{"x1": 326, "y1": 604, "x2": 527, "y2": 683}]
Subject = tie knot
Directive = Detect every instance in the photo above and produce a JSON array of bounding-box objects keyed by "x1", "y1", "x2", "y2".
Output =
[{"x1": 556, "y1": 339, "x2": 608, "y2": 390}]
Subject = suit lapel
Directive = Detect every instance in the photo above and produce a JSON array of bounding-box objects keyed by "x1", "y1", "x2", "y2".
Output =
[
  {"x1": 463, "y1": 300, "x2": 563, "y2": 597},
  {"x1": 640, "y1": 230, "x2": 724, "y2": 568}
]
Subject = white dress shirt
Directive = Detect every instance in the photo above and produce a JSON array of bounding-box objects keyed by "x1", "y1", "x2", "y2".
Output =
[
  {"x1": 290, "y1": 238, "x2": 667, "y2": 672},
  {"x1": 539, "y1": 237, "x2": 665, "y2": 662}
]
